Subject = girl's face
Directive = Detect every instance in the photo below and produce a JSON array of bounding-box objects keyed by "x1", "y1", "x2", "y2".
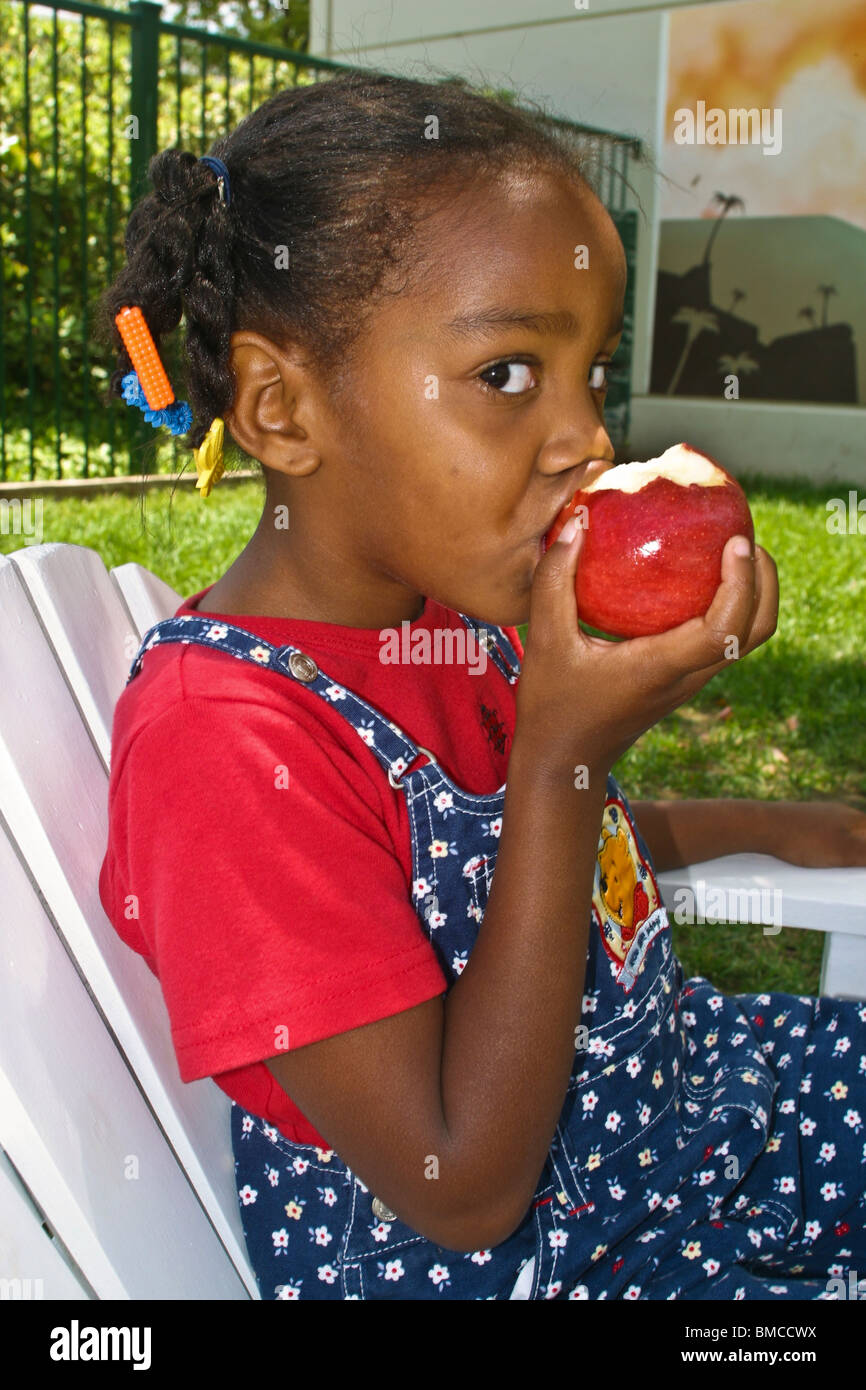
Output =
[
  {"x1": 232, "y1": 167, "x2": 626, "y2": 631},
  {"x1": 326, "y1": 167, "x2": 627, "y2": 630}
]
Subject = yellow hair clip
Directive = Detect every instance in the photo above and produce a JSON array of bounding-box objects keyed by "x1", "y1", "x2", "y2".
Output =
[{"x1": 193, "y1": 417, "x2": 225, "y2": 498}]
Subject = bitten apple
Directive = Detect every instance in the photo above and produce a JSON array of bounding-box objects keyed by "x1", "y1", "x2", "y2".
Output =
[{"x1": 544, "y1": 442, "x2": 754, "y2": 639}]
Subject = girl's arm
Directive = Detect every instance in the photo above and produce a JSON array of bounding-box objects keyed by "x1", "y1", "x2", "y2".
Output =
[
  {"x1": 633, "y1": 798, "x2": 866, "y2": 872},
  {"x1": 267, "y1": 737, "x2": 609, "y2": 1252},
  {"x1": 266, "y1": 531, "x2": 777, "y2": 1252}
]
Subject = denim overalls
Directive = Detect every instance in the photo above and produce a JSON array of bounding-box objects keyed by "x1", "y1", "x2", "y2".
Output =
[{"x1": 127, "y1": 610, "x2": 866, "y2": 1301}]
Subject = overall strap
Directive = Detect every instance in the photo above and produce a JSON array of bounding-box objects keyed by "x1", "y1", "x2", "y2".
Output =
[
  {"x1": 458, "y1": 612, "x2": 522, "y2": 685},
  {"x1": 125, "y1": 610, "x2": 519, "y2": 782}
]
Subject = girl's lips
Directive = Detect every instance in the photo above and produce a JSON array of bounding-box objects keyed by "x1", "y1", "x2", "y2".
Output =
[
  {"x1": 535, "y1": 460, "x2": 614, "y2": 554},
  {"x1": 526, "y1": 462, "x2": 614, "y2": 568}
]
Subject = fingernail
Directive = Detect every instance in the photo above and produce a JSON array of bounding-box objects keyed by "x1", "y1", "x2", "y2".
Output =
[
  {"x1": 557, "y1": 516, "x2": 579, "y2": 545},
  {"x1": 732, "y1": 536, "x2": 751, "y2": 558}
]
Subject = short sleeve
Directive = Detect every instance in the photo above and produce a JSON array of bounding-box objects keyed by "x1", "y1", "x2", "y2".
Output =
[{"x1": 118, "y1": 696, "x2": 448, "y2": 1081}]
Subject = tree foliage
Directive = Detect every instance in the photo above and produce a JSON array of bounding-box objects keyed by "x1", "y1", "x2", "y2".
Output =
[
  {"x1": 165, "y1": 0, "x2": 310, "y2": 51},
  {"x1": 0, "y1": 0, "x2": 314, "y2": 477}
]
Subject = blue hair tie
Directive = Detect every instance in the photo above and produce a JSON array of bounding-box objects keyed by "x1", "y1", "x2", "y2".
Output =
[
  {"x1": 121, "y1": 371, "x2": 193, "y2": 436},
  {"x1": 199, "y1": 155, "x2": 232, "y2": 207}
]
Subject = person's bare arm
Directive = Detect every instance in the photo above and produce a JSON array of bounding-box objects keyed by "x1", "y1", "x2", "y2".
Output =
[
  {"x1": 633, "y1": 798, "x2": 866, "y2": 872},
  {"x1": 630, "y1": 798, "x2": 772, "y2": 872}
]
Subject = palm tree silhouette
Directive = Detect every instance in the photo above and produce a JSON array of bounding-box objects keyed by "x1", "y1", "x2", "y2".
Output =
[
  {"x1": 728, "y1": 289, "x2": 746, "y2": 313},
  {"x1": 798, "y1": 306, "x2": 816, "y2": 327},
  {"x1": 667, "y1": 307, "x2": 720, "y2": 394},
  {"x1": 702, "y1": 193, "x2": 745, "y2": 266},
  {"x1": 817, "y1": 285, "x2": 837, "y2": 328},
  {"x1": 718, "y1": 353, "x2": 759, "y2": 387}
]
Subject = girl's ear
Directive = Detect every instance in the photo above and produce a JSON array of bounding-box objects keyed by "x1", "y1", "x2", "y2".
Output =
[{"x1": 225, "y1": 331, "x2": 320, "y2": 478}]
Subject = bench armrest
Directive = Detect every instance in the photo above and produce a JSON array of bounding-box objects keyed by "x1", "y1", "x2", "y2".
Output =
[{"x1": 656, "y1": 854, "x2": 866, "y2": 935}]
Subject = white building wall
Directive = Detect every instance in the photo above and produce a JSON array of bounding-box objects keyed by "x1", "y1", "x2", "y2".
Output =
[{"x1": 311, "y1": 0, "x2": 731, "y2": 51}]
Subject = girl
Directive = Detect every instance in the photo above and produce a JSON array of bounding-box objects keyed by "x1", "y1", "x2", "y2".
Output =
[{"x1": 97, "y1": 71, "x2": 866, "y2": 1301}]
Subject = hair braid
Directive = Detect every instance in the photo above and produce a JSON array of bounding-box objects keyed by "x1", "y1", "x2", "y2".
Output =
[
  {"x1": 170, "y1": 146, "x2": 237, "y2": 449},
  {"x1": 98, "y1": 145, "x2": 236, "y2": 450}
]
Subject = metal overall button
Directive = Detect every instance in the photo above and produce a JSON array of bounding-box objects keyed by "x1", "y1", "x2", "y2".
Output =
[
  {"x1": 287, "y1": 651, "x2": 318, "y2": 683},
  {"x1": 372, "y1": 1196, "x2": 398, "y2": 1222},
  {"x1": 388, "y1": 746, "x2": 437, "y2": 789}
]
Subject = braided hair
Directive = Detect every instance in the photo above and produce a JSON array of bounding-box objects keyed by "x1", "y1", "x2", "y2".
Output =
[{"x1": 97, "y1": 68, "x2": 594, "y2": 465}]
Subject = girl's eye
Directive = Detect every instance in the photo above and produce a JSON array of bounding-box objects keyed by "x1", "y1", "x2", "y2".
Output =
[
  {"x1": 477, "y1": 358, "x2": 539, "y2": 397},
  {"x1": 477, "y1": 356, "x2": 612, "y2": 397},
  {"x1": 589, "y1": 360, "x2": 612, "y2": 391}
]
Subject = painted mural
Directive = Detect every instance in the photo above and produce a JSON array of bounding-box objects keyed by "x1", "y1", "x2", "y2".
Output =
[{"x1": 653, "y1": 0, "x2": 865, "y2": 405}]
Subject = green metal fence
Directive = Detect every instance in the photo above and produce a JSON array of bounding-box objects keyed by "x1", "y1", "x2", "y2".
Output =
[{"x1": 0, "y1": 0, "x2": 642, "y2": 482}]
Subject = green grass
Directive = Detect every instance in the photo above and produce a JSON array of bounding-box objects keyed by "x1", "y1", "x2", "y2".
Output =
[{"x1": 4, "y1": 469, "x2": 862, "y2": 996}]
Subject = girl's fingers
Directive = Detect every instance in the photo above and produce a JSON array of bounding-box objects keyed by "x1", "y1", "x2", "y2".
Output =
[
  {"x1": 667, "y1": 544, "x2": 778, "y2": 694},
  {"x1": 631, "y1": 534, "x2": 760, "y2": 686},
  {"x1": 739, "y1": 547, "x2": 779, "y2": 657},
  {"x1": 700, "y1": 534, "x2": 762, "y2": 655},
  {"x1": 524, "y1": 515, "x2": 588, "y2": 649}
]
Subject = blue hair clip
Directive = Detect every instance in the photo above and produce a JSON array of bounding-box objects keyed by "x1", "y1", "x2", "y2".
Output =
[
  {"x1": 199, "y1": 155, "x2": 232, "y2": 207},
  {"x1": 121, "y1": 371, "x2": 193, "y2": 436}
]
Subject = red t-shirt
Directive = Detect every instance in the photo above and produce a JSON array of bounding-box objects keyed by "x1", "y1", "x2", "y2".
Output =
[{"x1": 98, "y1": 584, "x2": 524, "y2": 1148}]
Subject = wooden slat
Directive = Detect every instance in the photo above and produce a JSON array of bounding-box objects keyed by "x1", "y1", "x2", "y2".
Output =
[
  {"x1": 0, "y1": 827, "x2": 249, "y2": 1298},
  {"x1": 657, "y1": 854, "x2": 866, "y2": 935},
  {"x1": 821, "y1": 930, "x2": 866, "y2": 1000},
  {"x1": 6, "y1": 549, "x2": 184, "y2": 773},
  {"x1": 0, "y1": 1148, "x2": 90, "y2": 1301},
  {"x1": 8, "y1": 543, "x2": 141, "y2": 772},
  {"x1": 109, "y1": 560, "x2": 184, "y2": 637},
  {"x1": 0, "y1": 550, "x2": 258, "y2": 1297}
]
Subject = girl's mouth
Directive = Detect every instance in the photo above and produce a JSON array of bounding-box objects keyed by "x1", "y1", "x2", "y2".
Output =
[{"x1": 530, "y1": 463, "x2": 610, "y2": 564}]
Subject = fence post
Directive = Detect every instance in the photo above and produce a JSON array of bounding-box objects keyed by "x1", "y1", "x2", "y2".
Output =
[
  {"x1": 129, "y1": 0, "x2": 161, "y2": 203},
  {"x1": 127, "y1": 0, "x2": 161, "y2": 474},
  {"x1": 607, "y1": 209, "x2": 637, "y2": 460}
]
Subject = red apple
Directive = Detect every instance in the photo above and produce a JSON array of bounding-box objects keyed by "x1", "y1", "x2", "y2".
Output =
[{"x1": 544, "y1": 443, "x2": 754, "y2": 639}]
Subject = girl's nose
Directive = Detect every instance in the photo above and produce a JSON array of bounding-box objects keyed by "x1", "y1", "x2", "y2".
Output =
[
  {"x1": 537, "y1": 417, "x2": 616, "y2": 478},
  {"x1": 582, "y1": 456, "x2": 614, "y2": 488},
  {"x1": 585, "y1": 417, "x2": 616, "y2": 467}
]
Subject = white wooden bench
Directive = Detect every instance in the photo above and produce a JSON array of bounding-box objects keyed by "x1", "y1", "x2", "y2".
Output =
[{"x1": 1, "y1": 541, "x2": 864, "y2": 1300}]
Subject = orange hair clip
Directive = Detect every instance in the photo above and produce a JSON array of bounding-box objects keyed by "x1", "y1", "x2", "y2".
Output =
[{"x1": 115, "y1": 306, "x2": 175, "y2": 411}]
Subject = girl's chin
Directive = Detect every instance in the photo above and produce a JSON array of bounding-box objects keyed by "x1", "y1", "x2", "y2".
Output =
[{"x1": 471, "y1": 586, "x2": 531, "y2": 631}]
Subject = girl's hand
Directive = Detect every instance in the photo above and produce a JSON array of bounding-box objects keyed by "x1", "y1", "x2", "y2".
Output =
[
  {"x1": 756, "y1": 801, "x2": 866, "y2": 868},
  {"x1": 515, "y1": 526, "x2": 779, "y2": 777}
]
